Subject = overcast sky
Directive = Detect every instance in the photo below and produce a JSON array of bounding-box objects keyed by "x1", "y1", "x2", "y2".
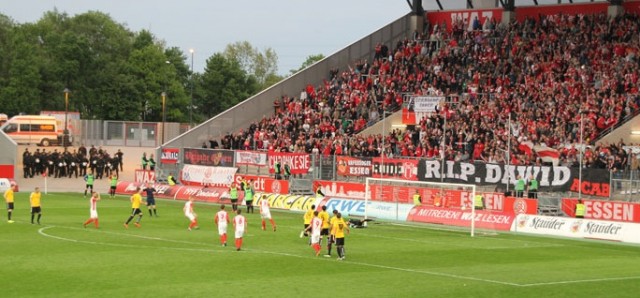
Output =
[{"x1": 1, "y1": 0, "x2": 602, "y2": 74}]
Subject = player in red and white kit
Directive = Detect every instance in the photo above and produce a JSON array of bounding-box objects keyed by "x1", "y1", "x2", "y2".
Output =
[
  {"x1": 215, "y1": 204, "x2": 230, "y2": 246},
  {"x1": 304, "y1": 211, "x2": 323, "y2": 256},
  {"x1": 233, "y1": 209, "x2": 247, "y2": 251},
  {"x1": 184, "y1": 196, "x2": 199, "y2": 231},
  {"x1": 83, "y1": 192, "x2": 101, "y2": 229},
  {"x1": 259, "y1": 195, "x2": 277, "y2": 231}
]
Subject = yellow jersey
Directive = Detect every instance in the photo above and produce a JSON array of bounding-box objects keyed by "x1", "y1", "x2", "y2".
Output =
[
  {"x1": 4, "y1": 188, "x2": 14, "y2": 203},
  {"x1": 131, "y1": 193, "x2": 143, "y2": 209},
  {"x1": 319, "y1": 211, "x2": 330, "y2": 229},
  {"x1": 331, "y1": 218, "x2": 347, "y2": 238},
  {"x1": 303, "y1": 209, "x2": 314, "y2": 225},
  {"x1": 30, "y1": 191, "x2": 42, "y2": 207},
  {"x1": 329, "y1": 216, "x2": 338, "y2": 233}
]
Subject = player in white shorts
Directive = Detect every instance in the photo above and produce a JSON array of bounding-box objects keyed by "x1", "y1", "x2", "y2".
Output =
[
  {"x1": 233, "y1": 209, "x2": 247, "y2": 251},
  {"x1": 83, "y1": 192, "x2": 101, "y2": 229},
  {"x1": 259, "y1": 195, "x2": 277, "y2": 231},
  {"x1": 304, "y1": 211, "x2": 323, "y2": 256},
  {"x1": 184, "y1": 196, "x2": 199, "y2": 231},
  {"x1": 215, "y1": 204, "x2": 230, "y2": 246}
]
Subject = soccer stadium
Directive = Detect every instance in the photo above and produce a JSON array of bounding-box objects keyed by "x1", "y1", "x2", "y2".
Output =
[{"x1": 2, "y1": 1, "x2": 640, "y2": 297}]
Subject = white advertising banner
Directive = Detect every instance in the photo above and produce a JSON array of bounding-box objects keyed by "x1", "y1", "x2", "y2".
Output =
[
  {"x1": 513, "y1": 214, "x2": 640, "y2": 244},
  {"x1": 181, "y1": 164, "x2": 237, "y2": 187},
  {"x1": 413, "y1": 96, "x2": 443, "y2": 112},
  {"x1": 235, "y1": 150, "x2": 268, "y2": 166}
]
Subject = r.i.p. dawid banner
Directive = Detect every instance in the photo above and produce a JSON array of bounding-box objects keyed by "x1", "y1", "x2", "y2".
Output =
[{"x1": 416, "y1": 160, "x2": 610, "y2": 197}]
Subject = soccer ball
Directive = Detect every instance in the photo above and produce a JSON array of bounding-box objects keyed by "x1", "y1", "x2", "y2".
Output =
[{"x1": 461, "y1": 206, "x2": 467, "y2": 211}]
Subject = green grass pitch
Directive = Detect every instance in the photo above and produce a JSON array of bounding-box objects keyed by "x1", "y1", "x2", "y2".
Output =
[{"x1": 1, "y1": 192, "x2": 640, "y2": 297}]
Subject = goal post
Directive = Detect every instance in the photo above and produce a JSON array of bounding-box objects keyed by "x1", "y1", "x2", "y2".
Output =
[{"x1": 365, "y1": 177, "x2": 491, "y2": 237}]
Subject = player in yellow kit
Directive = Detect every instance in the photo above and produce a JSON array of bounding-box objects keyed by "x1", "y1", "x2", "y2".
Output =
[
  {"x1": 4, "y1": 183, "x2": 15, "y2": 223},
  {"x1": 30, "y1": 187, "x2": 42, "y2": 225},
  {"x1": 124, "y1": 187, "x2": 145, "y2": 228},
  {"x1": 332, "y1": 212, "x2": 350, "y2": 260},
  {"x1": 302, "y1": 204, "x2": 315, "y2": 238},
  {"x1": 318, "y1": 206, "x2": 330, "y2": 255},
  {"x1": 325, "y1": 209, "x2": 339, "y2": 256}
]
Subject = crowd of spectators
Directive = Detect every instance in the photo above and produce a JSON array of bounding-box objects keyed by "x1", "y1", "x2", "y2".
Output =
[{"x1": 209, "y1": 12, "x2": 640, "y2": 171}]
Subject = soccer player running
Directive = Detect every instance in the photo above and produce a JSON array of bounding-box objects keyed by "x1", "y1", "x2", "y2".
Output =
[
  {"x1": 332, "y1": 213, "x2": 350, "y2": 260},
  {"x1": 84, "y1": 172, "x2": 95, "y2": 198},
  {"x1": 233, "y1": 209, "x2": 247, "y2": 251},
  {"x1": 304, "y1": 211, "x2": 323, "y2": 256},
  {"x1": 4, "y1": 183, "x2": 15, "y2": 223},
  {"x1": 124, "y1": 187, "x2": 145, "y2": 228},
  {"x1": 184, "y1": 196, "x2": 199, "y2": 231},
  {"x1": 143, "y1": 183, "x2": 158, "y2": 217},
  {"x1": 83, "y1": 192, "x2": 101, "y2": 229},
  {"x1": 259, "y1": 195, "x2": 276, "y2": 231},
  {"x1": 215, "y1": 205, "x2": 230, "y2": 246},
  {"x1": 30, "y1": 187, "x2": 42, "y2": 225}
]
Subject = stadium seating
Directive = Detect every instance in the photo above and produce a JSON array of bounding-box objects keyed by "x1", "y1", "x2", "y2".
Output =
[{"x1": 220, "y1": 12, "x2": 640, "y2": 169}]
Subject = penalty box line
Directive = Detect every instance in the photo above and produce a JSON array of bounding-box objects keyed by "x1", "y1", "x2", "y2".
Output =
[{"x1": 38, "y1": 225, "x2": 639, "y2": 287}]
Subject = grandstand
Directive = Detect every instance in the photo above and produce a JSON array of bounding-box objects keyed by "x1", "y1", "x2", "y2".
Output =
[{"x1": 157, "y1": 0, "x2": 640, "y2": 201}]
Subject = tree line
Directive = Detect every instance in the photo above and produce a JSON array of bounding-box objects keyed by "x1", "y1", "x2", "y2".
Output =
[{"x1": 0, "y1": 10, "x2": 323, "y2": 123}]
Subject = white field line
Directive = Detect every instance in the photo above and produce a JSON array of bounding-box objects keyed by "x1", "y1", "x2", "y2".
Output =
[
  {"x1": 37, "y1": 224, "x2": 640, "y2": 287},
  {"x1": 37, "y1": 225, "x2": 232, "y2": 253},
  {"x1": 386, "y1": 223, "x2": 566, "y2": 248},
  {"x1": 519, "y1": 276, "x2": 640, "y2": 287}
]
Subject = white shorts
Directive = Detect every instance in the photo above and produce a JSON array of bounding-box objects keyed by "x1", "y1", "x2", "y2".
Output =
[
  {"x1": 235, "y1": 229, "x2": 245, "y2": 239},
  {"x1": 260, "y1": 211, "x2": 271, "y2": 219},
  {"x1": 90, "y1": 210, "x2": 98, "y2": 219},
  {"x1": 185, "y1": 213, "x2": 196, "y2": 221},
  {"x1": 311, "y1": 234, "x2": 321, "y2": 244},
  {"x1": 218, "y1": 224, "x2": 227, "y2": 235}
]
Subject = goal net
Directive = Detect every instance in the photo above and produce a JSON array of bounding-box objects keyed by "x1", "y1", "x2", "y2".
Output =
[{"x1": 365, "y1": 177, "x2": 496, "y2": 237}]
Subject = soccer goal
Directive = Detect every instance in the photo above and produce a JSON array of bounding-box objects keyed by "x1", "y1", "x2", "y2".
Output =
[{"x1": 365, "y1": 177, "x2": 496, "y2": 237}]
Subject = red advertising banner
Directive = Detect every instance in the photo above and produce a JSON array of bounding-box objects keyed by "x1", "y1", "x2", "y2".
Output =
[
  {"x1": 336, "y1": 156, "x2": 372, "y2": 177},
  {"x1": 134, "y1": 170, "x2": 156, "y2": 184},
  {"x1": 115, "y1": 181, "x2": 242, "y2": 203},
  {"x1": 371, "y1": 157, "x2": 419, "y2": 181},
  {"x1": 233, "y1": 174, "x2": 289, "y2": 194},
  {"x1": 160, "y1": 148, "x2": 179, "y2": 164},
  {"x1": 268, "y1": 152, "x2": 311, "y2": 175},
  {"x1": 503, "y1": 197, "x2": 538, "y2": 215},
  {"x1": 402, "y1": 108, "x2": 416, "y2": 125},
  {"x1": 235, "y1": 150, "x2": 268, "y2": 166},
  {"x1": 116, "y1": 181, "x2": 179, "y2": 199},
  {"x1": 314, "y1": 180, "x2": 366, "y2": 200},
  {"x1": 0, "y1": 164, "x2": 14, "y2": 179},
  {"x1": 425, "y1": 2, "x2": 615, "y2": 33},
  {"x1": 183, "y1": 148, "x2": 235, "y2": 166},
  {"x1": 562, "y1": 198, "x2": 640, "y2": 223},
  {"x1": 406, "y1": 206, "x2": 515, "y2": 231},
  {"x1": 426, "y1": 8, "x2": 502, "y2": 33}
]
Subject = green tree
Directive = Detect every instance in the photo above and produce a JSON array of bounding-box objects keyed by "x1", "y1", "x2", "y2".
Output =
[
  {"x1": 223, "y1": 41, "x2": 279, "y2": 88},
  {"x1": 199, "y1": 53, "x2": 257, "y2": 118},
  {"x1": 290, "y1": 54, "x2": 325, "y2": 74}
]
